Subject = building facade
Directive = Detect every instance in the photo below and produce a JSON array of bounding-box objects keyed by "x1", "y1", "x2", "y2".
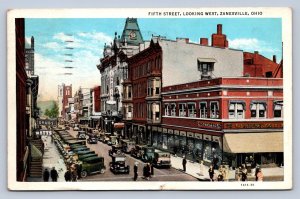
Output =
[
  {"x1": 58, "y1": 83, "x2": 72, "y2": 121},
  {"x1": 97, "y1": 18, "x2": 146, "y2": 136}
]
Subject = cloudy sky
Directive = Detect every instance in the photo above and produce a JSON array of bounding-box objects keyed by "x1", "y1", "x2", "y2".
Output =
[{"x1": 25, "y1": 18, "x2": 282, "y2": 101}]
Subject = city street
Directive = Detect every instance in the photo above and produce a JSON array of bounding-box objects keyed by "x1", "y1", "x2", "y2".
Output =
[{"x1": 67, "y1": 128, "x2": 198, "y2": 181}]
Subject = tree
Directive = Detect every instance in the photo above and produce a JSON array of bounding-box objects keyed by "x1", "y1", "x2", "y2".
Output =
[{"x1": 44, "y1": 101, "x2": 59, "y2": 118}]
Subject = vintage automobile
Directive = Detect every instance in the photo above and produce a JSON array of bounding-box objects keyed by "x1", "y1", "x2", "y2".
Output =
[
  {"x1": 78, "y1": 153, "x2": 98, "y2": 161},
  {"x1": 108, "y1": 144, "x2": 123, "y2": 156},
  {"x1": 72, "y1": 146, "x2": 89, "y2": 153},
  {"x1": 73, "y1": 126, "x2": 79, "y2": 131},
  {"x1": 87, "y1": 137, "x2": 98, "y2": 144},
  {"x1": 109, "y1": 153, "x2": 130, "y2": 174},
  {"x1": 130, "y1": 144, "x2": 147, "y2": 159},
  {"x1": 80, "y1": 156, "x2": 105, "y2": 178},
  {"x1": 140, "y1": 146, "x2": 155, "y2": 162},
  {"x1": 77, "y1": 131, "x2": 86, "y2": 140},
  {"x1": 76, "y1": 150, "x2": 96, "y2": 156},
  {"x1": 153, "y1": 150, "x2": 171, "y2": 168},
  {"x1": 121, "y1": 140, "x2": 135, "y2": 153},
  {"x1": 107, "y1": 135, "x2": 117, "y2": 146}
]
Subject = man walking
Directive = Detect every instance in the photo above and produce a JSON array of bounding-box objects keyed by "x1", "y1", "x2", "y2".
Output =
[
  {"x1": 133, "y1": 162, "x2": 138, "y2": 181},
  {"x1": 50, "y1": 167, "x2": 58, "y2": 182},
  {"x1": 43, "y1": 168, "x2": 50, "y2": 182},
  {"x1": 182, "y1": 156, "x2": 187, "y2": 172}
]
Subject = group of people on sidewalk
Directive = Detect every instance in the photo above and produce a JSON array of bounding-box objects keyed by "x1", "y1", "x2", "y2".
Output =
[
  {"x1": 43, "y1": 167, "x2": 59, "y2": 182},
  {"x1": 63, "y1": 162, "x2": 82, "y2": 182},
  {"x1": 133, "y1": 162, "x2": 155, "y2": 181}
]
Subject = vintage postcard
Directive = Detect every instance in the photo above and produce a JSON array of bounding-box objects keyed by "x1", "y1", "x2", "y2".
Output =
[{"x1": 7, "y1": 8, "x2": 292, "y2": 190}]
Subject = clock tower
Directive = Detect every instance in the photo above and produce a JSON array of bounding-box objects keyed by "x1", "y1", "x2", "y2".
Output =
[{"x1": 121, "y1": 18, "x2": 144, "y2": 46}]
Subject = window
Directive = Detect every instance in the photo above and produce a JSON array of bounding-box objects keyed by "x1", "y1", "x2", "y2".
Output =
[
  {"x1": 179, "y1": 103, "x2": 186, "y2": 117},
  {"x1": 228, "y1": 102, "x2": 245, "y2": 119},
  {"x1": 128, "y1": 86, "x2": 132, "y2": 98},
  {"x1": 164, "y1": 103, "x2": 170, "y2": 116},
  {"x1": 116, "y1": 77, "x2": 120, "y2": 85},
  {"x1": 188, "y1": 103, "x2": 196, "y2": 117},
  {"x1": 198, "y1": 61, "x2": 214, "y2": 80},
  {"x1": 274, "y1": 101, "x2": 283, "y2": 118},
  {"x1": 251, "y1": 102, "x2": 266, "y2": 118},
  {"x1": 210, "y1": 102, "x2": 219, "y2": 119},
  {"x1": 199, "y1": 102, "x2": 207, "y2": 118},
  {"x1": 170, "y1": 103, "x2": 176, "y2": 116}
]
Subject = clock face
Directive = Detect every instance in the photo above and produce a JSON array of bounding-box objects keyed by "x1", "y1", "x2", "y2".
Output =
[{"x1": 129, "y1": 31, "x2": 136, "y2": 39}]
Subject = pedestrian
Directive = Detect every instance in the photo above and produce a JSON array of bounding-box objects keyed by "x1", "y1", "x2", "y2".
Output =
[
  {"x1": 76, "y1": 163, "x2": 82, "y2": 179},
  {"x1": 182, "y1": 155, "x2": 187, "y2": 172},
  {"x1": 208, "y1": 165, "x2": 214, "y2": 181},
  {"x1": 150, "y1": 162, "x2": 154, "y2": 176},
  {"x1": 143, "y1": 164, "x2": 147, "y2": 179},
  {"x1": 256, "y1": 168, "x2": 264, "y2": 181},
  {"x1": 241, "y1": 164, "x2": 248, "y2": 181},
  {"x1": 199, "y1": 160, "x2": 204, "y2": 176},
  {"x1": 50, "y1": 167, "x2": 58, "y2": 182},
  {"x1": 250, "y1": 156, "x2": 256, "y2": 176},
  {"x1": 235, "y1": 166, "x2": 242, "y2": 181},
  {"x1": 43, "y1": 168, "x2": 50, "y2": 182},
  {"x1": 133, "y1": 162, "x2": 138, "y2": 181},
  {"x1": 146, "y1": 163, "x2": 151, "y2": 180},
  {"x1": 64, "y1": 169, "x2": 71, "y2": 182}
]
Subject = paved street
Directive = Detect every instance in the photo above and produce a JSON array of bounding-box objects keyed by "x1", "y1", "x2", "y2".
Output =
[{"x1": 67, "y1": 128, "x2": 198, "y2": 181}]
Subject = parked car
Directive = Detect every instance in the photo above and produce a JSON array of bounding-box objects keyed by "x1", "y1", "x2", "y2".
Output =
[
  {"x1": 73, "y1": 126, "x2": 79, "y2": 131},
  {"x1": 108, "y1": 144, "x2": 123, "y2": 156},
  {"x1": 141, "y1": 146, "x2": 155, "y2": 162},
  {"x1": 107, "y1": 136, "x2": 117, "y2": 146},
  {"x1": 80, "y1": 156, "x2": 105, "y2": 178},
  {"x1": 110, "y1": 153, "x2": 130, "y2": 174},
  {"x1": 77, "y1": 131, "x2": 86, "y2": 140},
  {"x1": 121, "y1": 139, "x2": 135, "y2": 153},
  {"x1": 153, "y1": 150, "x2": 171, "y2": 168},
  {"x1": 87, "y1": 137, "x2": 98, "y2": 144},
  {"x1": 130, "y1": 144, "x2": 147, "y2": 159},
  {"x1": 78, "y1": 153, "x2": 98, "y2": 161}
]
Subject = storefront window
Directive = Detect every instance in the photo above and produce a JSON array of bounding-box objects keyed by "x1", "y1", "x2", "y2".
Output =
[
  {"x1": 194, "y1": 139, "x2": 203, "y2": 161},
  {"x1": 152, "y1": 131, "x2": 158, "y2": 147},
  {"x1": 274, "y1": 101, "x2": 283, "y2": 118},
  {"x1": 157, "y1": 132, "x2": 162, "y2": 149},
  {"x1": 167, "y1": 134, "x2": 174, "y2": 152},
  {"x1": 162, "y1": 134, "x2": 168, "y2": 149},
  {"x1": 203, "y1": 140, "x2": 212, "y2": 163},
  {"x1": 173, "y1": 135, "x2": 180, "y2": 154},
  {"x1": 178, "y1": 135, "x2": 187, "y2": 156},
  {"x1": 187, "y1": 137, "x2": 195, "y2": 159}
]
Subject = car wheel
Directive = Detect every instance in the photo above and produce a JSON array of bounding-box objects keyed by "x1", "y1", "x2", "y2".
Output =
[
  {"x1": 100, "y1": 168, "x2": 105, "y2": 174},
  {"x1": 81, "y1": 171, "x2": 88, "y2": 178}
]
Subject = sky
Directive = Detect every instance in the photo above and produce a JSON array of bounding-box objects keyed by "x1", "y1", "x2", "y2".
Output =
[{"x1": 25, "y1": 18, "x2": 282, "y2": 101}]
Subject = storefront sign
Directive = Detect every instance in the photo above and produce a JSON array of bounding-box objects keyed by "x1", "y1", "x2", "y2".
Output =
[
  {"x1": 224, "y1": 121, "x2": 283, "y2": 129},
  {"x1": 203, "y1": 134, "x2": 212, "y2": 141},
  {"x1": 197, "y1": 121, "x2": 222, "y2": 130}
]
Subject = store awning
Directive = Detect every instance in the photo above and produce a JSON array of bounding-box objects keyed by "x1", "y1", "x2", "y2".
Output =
[
  {"x1": 114, "y1": 123, "x2": 125, "y2": 129},
  {"x1": 223, "y1": 132, "x2": 283, "y2": 153}
]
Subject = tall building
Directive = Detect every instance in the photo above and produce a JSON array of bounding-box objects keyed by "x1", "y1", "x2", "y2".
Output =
[
  {"x1": 25, "y1": 36, "x2": 34, "y2": 76},
  {"x1": 97, "y1": 18, "x2": 147, "y2": 136},
  {"x1": 58, "y1": 83, "x2": 72, "y2": 121}
]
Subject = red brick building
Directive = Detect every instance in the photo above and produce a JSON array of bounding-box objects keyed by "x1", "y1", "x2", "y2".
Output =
[
  {"x1": 93, "y1": 86, "x2": 101, "y2": 113},
  {"x1": 62, "y1": 84, "x2": 72, "y2": 120},
  {"x1": 16, "y1": 18, "x2": 29, "y2": 181},
  {"x1": 160, "y1": 77, "x2": 283, "y2": 167}
]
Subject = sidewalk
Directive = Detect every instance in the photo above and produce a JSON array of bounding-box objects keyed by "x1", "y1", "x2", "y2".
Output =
[
  {"x1": 28, "y1": 135, "x2": 67, "y2": 182},
  {"x1": 171, "y1": 155, "x2": 284, "y2": 181}
]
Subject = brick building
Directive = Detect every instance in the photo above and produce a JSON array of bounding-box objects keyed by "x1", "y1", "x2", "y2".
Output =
[{"x1": 58, "y1": 83, "x2": 72, "y2": 121}]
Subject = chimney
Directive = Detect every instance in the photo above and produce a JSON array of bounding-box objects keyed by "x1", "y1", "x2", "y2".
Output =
[
  {"x1": 217, "y1": 24, "x2": 222, "y2": 35},
  {"x1": 185, "y1": 38, "x2": 189, "y2": 43},
  {"x1": 273, "y1": 55, "x2": 277, "y2": 63},
  {"x1": 200, "y1": 38, "x2": 208, "y2": 46}
]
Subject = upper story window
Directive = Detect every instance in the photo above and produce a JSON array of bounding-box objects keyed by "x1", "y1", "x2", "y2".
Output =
[
  {"x1": 188, "y1": 103, "x2": 196, "y2": 117},
  {"x1": 199, "y1": 102, "x2": 207, "y2": 118},
  {"x1": 251, "y1": 102, "x2": 266, "y2": 118},
  {"x1": 170, "y1": 103, "x2": 176, "y2": 116},
  {"x1": 210, "y1": 101, "x2": 219, "y2": 119},
  {"x1": 164, "y1": 103, "x2": 170, "y2": 116},
  {"x1": 147, "y1": 78, "x2": 161, "y2": 97},
  {"x1": 197, "y1": 58, "x2": 216, "y2": 80},
  {"x1": 229, "y1": 102, "x2": 245, "y2": 119},
  {"x1": 274, "y1": 101, "x2": 283, "y2": 118},
  {"x1": 179, "y1": 103, "x2": 186, "y2": 117}
]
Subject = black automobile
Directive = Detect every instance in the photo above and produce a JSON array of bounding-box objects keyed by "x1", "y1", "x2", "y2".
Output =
[
  {"x1": 110, "y1": 153, "x2": 130, "y2": 174},
  {"x1": 87, "y1": 137, "x2": 98, "y2": 144},
  {"x1": 108, "y1": 144, "x2": 123, "y2": 156},
  {"x1": 77, "y1": 131, "x2": 86, "y2": 140},
  {"x1": 80, "y1": 156, "x2": 106, "y2": 178}
]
